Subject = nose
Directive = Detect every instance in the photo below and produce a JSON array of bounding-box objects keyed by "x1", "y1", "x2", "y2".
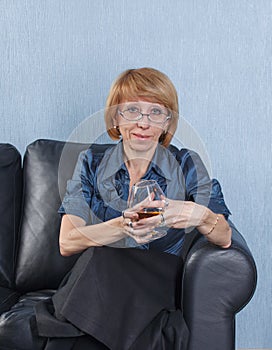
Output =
[{"x1": 137, "y1": 114, "x2": 150, "y2": 128}]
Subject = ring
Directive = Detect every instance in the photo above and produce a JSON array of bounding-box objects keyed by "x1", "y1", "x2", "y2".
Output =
[
  {"x1": 163, "y1": 199, "x2": 169, "y2": 208},
  {"x1": 122, "y1": 210, "x2": 126, "y2": 219},
  {"x1": 159, "y1": 213, "x2": 165, "y2": 227},
  {"x1": 128, "y1": 221, "x2": 133, "y2": 228}
]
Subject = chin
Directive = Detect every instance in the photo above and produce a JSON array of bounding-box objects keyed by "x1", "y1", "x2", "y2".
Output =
[{"x1": 126, "y1": 139, "x2": 158, "y2": 152}]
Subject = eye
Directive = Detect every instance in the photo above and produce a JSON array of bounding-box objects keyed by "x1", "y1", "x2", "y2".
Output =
[
  {"x1": 127, "y1": 106, "x2": 140, "y2": 113},
  {"x1": 150, "y1": 107, "x2": 163, "y2": 115}
]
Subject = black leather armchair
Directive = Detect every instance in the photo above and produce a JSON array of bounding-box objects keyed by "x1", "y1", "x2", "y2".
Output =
[{"x1": 0, "y1": 139, "x2": 257, "y2": 350}]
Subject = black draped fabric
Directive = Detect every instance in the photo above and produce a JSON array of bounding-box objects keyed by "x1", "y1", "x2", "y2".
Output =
[
  {"x1": 35, "y1": 246, "x2": 189, "y2": 350},
  {"x1": 129, "y1": 309, "x2": 189, "y2": 350},
  {"x1": 44, "y1": 335, "x2": 107, "y2": 350}
]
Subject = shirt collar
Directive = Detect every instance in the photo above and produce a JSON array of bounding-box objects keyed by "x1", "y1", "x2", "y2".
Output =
[
  {"x1": 98, "y1": 141, "x2": 176, "y2": 183},
  {"x1": 97, "y1": 142, "x2": 125, "y2": 182},
  {"x1": 149, "y1": 144, "x2": 176, "y2": 181}
]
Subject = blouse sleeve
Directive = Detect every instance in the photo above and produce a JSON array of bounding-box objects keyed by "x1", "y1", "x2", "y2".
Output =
[
  {"x1": 179, "y1": 149, "x2": 231, "y2": 218},
  {"x1": 58, "y1": 150, "x2": 94, "y2": 223}
]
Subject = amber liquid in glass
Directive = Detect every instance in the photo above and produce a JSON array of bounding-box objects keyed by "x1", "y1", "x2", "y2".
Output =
[{"x1": 137, "y1": 208, "x2": 162, "y2": 220}]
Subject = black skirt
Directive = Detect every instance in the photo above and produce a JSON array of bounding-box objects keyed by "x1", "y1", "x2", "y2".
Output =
[{"x1": 35, "y1": 246, "x2": 189, "y2": 350}]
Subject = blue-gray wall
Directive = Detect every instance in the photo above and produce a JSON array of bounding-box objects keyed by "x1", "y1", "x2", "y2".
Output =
[{"x1": 1, "y1": 1, "x2": 271, "y2": 348}]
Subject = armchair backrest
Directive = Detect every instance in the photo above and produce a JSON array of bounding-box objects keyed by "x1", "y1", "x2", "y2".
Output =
[{"x1": 14, "y1": 139, "x2": 110, "y2": 292}]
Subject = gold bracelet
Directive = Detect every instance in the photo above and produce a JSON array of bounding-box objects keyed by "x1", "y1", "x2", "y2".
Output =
[{"x1": 206, "y1": 215, "x2": 219, "y2": 235}]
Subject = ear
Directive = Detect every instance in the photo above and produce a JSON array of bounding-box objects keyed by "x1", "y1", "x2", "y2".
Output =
[
  {"x1": 113, "y1": 119, "x2": 120, "y2": 134},
  {"x1": 112, "y1": 118, "x2": 117, "y2": 129}
]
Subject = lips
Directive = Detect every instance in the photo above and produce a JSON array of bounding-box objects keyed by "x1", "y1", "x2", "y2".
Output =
[{"x1": 132, "y1": 133, "x2": 152, "y2": 140}]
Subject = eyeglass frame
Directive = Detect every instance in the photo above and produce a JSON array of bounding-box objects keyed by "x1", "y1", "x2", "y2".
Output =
[{"x1": 118, "y1": 109, "x2": 172, "y2": 124}]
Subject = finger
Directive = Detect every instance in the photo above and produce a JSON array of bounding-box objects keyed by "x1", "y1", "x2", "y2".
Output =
[
  {"x1": 122, "y1": 210, "x2": 138, "y2": 219},
  {"x1": 133, "y1": 214, "x2": 162, "y2": 227},
  {"x1": 142, "y1": 199, "x2": 165, "y2": 209},
  {"x1": 125, "y1": 229, "x2": 155, "y2": 244},
  {"x1": 124, "y1": 224, "x2": 157, "y2": 237}
]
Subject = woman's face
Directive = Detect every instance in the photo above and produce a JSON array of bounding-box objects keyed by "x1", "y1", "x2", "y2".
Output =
[{"x1": 116, "y1": 100, "x2": 170, "y2": 153}]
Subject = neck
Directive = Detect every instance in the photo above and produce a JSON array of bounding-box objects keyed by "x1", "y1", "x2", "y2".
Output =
[{"x1": 123, "y1": 143, "x2": 157, "y2": 186}]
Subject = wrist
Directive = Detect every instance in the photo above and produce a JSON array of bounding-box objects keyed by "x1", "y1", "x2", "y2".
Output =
[
  {"x1": 205, "y1": 215, "x2": 219, "y2": 236},
  {"x1": 198, "y1": 209, "x2": 219, "y2": 236}
]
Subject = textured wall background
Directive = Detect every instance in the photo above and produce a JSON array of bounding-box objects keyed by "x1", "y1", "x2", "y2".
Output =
[{"x1": 0, "y1": 0, "x2": 271, "y2": 347}]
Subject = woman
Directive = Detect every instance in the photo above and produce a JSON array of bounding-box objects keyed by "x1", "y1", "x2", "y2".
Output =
[
  {"x1": 37, "y1": 68, "x2": 231, "y2": 350},
  {"x1": 59, "y1": 67, "x2": 231, "y2": 254}
]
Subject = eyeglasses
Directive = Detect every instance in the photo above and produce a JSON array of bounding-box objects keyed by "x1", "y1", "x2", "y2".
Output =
[{"x1": 118, "y1": 107, "x2": 171, "y2": 124}]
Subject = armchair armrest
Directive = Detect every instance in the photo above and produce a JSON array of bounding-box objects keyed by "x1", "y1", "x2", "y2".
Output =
[{"x1": 182, "y1": 221, "x2": 257, "y2": 350}]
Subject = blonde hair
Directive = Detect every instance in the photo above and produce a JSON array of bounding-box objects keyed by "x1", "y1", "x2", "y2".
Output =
[{"x1": 105, "y1": 67, "x2": 179, "y2": 147}]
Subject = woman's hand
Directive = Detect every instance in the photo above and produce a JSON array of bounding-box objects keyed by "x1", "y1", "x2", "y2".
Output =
[
  {"x1": 161, "y1": 199, "x2": 232, "y2": 248},
  {"x1": 122, "y1": 209, "x2": 159, "y2": 244},
  {"x1": 122, "y1": 198, "x2": 167, "y2": 244},
  {"x1": 123, "y1": 198, "x2": 231, "y2": 248},
  {"x1": 159, "y1": 199, "x2": 207, "y2": 229},
  {"x1": 123, "y1": 198, "x2": 202, "y2": 236}
]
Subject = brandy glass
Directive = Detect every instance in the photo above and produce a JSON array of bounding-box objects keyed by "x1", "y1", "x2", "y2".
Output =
[{"x1": 128, "y1": 179, "x2": 168, "y2": 240}]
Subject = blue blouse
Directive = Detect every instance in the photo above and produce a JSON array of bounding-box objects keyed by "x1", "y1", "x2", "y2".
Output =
[{"x1": 59, "y1": 142, "x2": 231, "y2": 256}]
